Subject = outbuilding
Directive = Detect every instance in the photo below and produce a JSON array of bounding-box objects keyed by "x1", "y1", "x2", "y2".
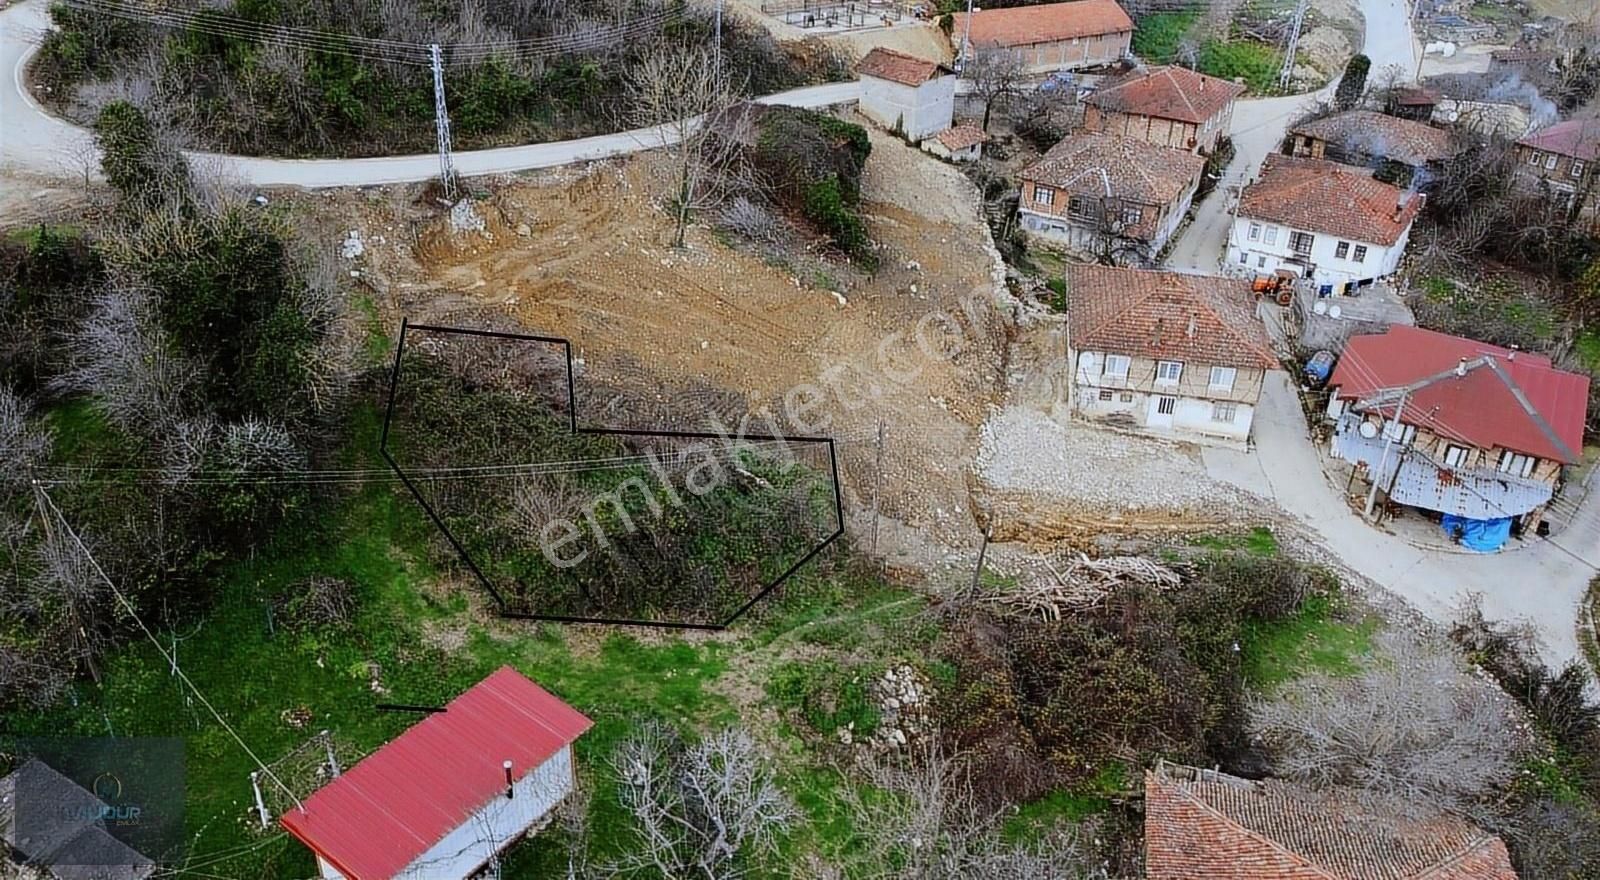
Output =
[
  {"x1": 855, "y1": 48, "x2": 956, "y2": 142},
  {"x1": 281, "y1": 667, "x2": 592, "y2": 880}
]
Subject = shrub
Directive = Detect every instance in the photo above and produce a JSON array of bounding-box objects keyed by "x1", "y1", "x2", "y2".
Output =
[
  {"x1": 803, "y1": 175, "x2": 873, "y2": 262},
  {"x1": 766, "y1": 658, "x2": 881, "y2": 739},
  {"x1": 274, "y1": 576, "x2": 357, "y2": 632},
  {"x1": 1335, "y1": 54, "x2": 1371, "y2": 110},
  {"x1": 93, "y1": 101, "x2": 187, "y2": 204}
]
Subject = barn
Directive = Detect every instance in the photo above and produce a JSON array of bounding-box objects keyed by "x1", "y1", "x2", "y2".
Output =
[{"x1": 281, "y1": 667, "x2": 592, "y2": 880}]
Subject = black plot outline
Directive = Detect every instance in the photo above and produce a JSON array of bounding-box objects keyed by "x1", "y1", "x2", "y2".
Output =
[{"x1": 379, "y1": 319, "x2": 846, "y2": 630}]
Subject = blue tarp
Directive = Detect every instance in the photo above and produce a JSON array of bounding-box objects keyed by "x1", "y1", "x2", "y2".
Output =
[{"x1": 1441, "y1": 514, "x2": 1513, "y2": 552}]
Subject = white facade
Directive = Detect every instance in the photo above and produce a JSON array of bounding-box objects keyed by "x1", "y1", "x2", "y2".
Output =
[
  {"x1": 1071, "y1": 350, "x2": 1259, "y2": 445},
  {"x1": 313, "y1": 746, "x2": 576, "y2": 880},
  {"x1": 1224, "y1": 214, "x2": 1412, "y2": 292},
  {"x1": 858, "y1": 73, "x2": 956, "y2": 142}
]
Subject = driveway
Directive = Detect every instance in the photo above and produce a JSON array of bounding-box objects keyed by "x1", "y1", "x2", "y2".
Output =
[
  {"x1": 0, "y1": 0, "x2": 860, "y2": 188},
  {"x1": 1163, "y1": 0, "x2": 1422, "y2": 274},
  {"x1": 1205, "y1": 372, "x2": 1599, "y2": 673}
]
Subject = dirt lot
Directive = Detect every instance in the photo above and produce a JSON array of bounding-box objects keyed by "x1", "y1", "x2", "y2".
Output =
[{"x1": 290, "y1": 129, "x2": 1011, "y2": 560}]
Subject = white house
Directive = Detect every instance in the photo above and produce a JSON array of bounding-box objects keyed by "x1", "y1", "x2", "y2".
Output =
[
  {"x1": 282, "y1": 667, "x2": 591, "y2": 880},
  {"x1": 923, "y1": 123, "x2": 989, "y2": 162},
  {"x1": 856, "y1": 48, "x2": 956, "y2": 142},
  {"x1": 1066, "y1": 264, "x2": 1280, "y2": 446},
  {"x1": 1227, "y1": 156, "x2": 1424, "y2": 294}
]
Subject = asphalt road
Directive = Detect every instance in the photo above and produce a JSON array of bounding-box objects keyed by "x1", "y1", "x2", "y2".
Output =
[
  {"x1": 0, "y1": 0, "x2": 861, "y2": 188},
  {"x1": 1162, "y1": 0, "x2": 1423, "y2": 274}
]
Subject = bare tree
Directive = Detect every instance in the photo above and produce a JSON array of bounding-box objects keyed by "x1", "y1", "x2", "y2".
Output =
[
  {"x1": 964, "y1": 48, "x2": 1026, "y2": 132},
  {"x1": 0, "y1": 386, "x2": 53, "y2": 495},
  {"x1": 606, "y1": 723, "x2": 796, "y2": 879},
  {"x1": 624, "y1": 47, "x2": 749, "y2": 249},
  {"x1": 55, "y1": 284, "x2": 198, "y2": 438},
  {"x1": 1249, "y1": 631, "x2": 1522, "y2": 817}
]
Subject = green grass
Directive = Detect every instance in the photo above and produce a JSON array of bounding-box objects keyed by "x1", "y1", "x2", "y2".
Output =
[
  {"x1": 1576, "y1": 332, "x2": 1600, "y2": 372},
  {"x1": 1240, "y1": 593, "x2": 1378, "y2": 688},
  {"x1": 1131, "y1": 10, "x2": 1199, "y2": 62},
  {"x1": 351, "y1": 294, "x2": 393, "y2": 368},
  {"x1": 1191, "y1": 526, "x2": 1279, "y2": 557},
  {"x1": 1002, "y1": 763, "x2": 1129, "y2": 841},
  {"x1": 1198, "y1": 39, "x2": 1284, "y2": 93}
]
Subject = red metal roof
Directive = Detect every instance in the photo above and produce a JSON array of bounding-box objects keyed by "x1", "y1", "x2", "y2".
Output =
[
  {"x1": 280, "y1": 667, "x2": 592, "y2": 880},
  {"x1": 1330, "y1": 325, "x2": 1589, "y2": 464}
]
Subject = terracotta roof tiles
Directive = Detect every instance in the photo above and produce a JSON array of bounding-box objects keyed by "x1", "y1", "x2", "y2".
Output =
[
  {"x1": 1021, "y1": 134, "x2": 1205, "y2": 238},
  {"x1": 856, "y1": 47, "x2": 952, "y2": 86},
  {"x1": 1084, "y1": 64, "x2": 1247, "y2": 125},
  {"x1": 1067, "y1": 265, "x2": 1277, "y2": 371},
  {"x1": 1237, "y1": 155, "x2": 1424, "y2": 246},
  {"x1": 1517, "y1": 118, "x2": 1600, "y2": 161},
  {"x1": 1290, "y1": 110, "x2": 1460, "y2": 166},
  {"x1": 951, "y1": 0, "x2": 1133, "y2": 49},
  {"x1": 934, "y1": 123, "x2": 989, "y2": 151}
]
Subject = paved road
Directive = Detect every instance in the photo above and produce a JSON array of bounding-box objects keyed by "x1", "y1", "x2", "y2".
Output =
[
  {"x1": 1163, "y1": 0, "x2": 1423, "y2": 273},
  {"x1": 1206, "y1": 373, "x2": 1598, "y2": 674},
  {"x1": 0, "y1": 0, "x2": 861, "y2": 188}
]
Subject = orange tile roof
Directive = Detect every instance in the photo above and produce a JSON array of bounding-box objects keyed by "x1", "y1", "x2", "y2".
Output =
[
  {"x1": 1067, "y1": 265, "x2": 1277, "y2": 370},
  {"x1": 1084, "y1": 65, "x2": 1247, "y2": 125},
  {"x1": 1145, "y1": 765, "x2": 1520, "y2": 880},
  {"x1": 952, "y1": 0, "x2": 1133, "y2": 49},
  {"x1": 1237, "y1": 156, "x2": 1424, "y2": 246},
  {"x1": 1290, "y1": 110, "x2": 1460, "y2": 166},
  {"x1": 934, "y1": 123, "x2": 989, "y2": 151},
  {"x1": 856, "y1": 47, "x2": 952, "y2": 86},
  {"x1": 1022, "y1": 133, "x2": 1204, "y2": 237}
]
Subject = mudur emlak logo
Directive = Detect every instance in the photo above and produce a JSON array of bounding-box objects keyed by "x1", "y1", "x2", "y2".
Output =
[
  {"x1": 56, "y1": 771, "x2": 146, "y2": 825},
  {"x1": 12, "y1": 736, "x2": 185, "y2": 868}
]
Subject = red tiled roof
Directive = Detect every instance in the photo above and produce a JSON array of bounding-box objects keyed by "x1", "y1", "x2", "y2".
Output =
[
  {"x1": 952, "y1": 0, "x2": 1133, "y2": 49},
  {"x1": 1394, "y1": 87, "x2": 1442, "y2": 105},
  {"x1": 934, "y1": 123, "x2": 989, "y2": 150},
  {"x1": 1517, "y1": 118, "x2": 1600, "y2": 161},
  {"x1": 1022, "y1": 133, "x2": 1204, "y2": 238},
  {"x1": 856, "y1": 47, "x2": 952, "y2": 87},
  {"x1": 281, "y1": 667, "x2": 592, "y2": 880},
  {"x1": 1290, "y1": 110, "x2": 1460, "y2": 166},
  {"x1": 1146, "y1": 765, "x2": 1520, "y2": 880},
  {"x1": 1084, "y1": 65, "x2": 1246, "y2": 125},
  {"x1": 1067, "y1": 265, "x2": 1277, "y2": 371},
  {"x1": 1237, "y1": 155, "x2": 1424, "y2": 246},
  {"x1": 1329, "y1": 325, "x2": 1589, "y2": 463}
]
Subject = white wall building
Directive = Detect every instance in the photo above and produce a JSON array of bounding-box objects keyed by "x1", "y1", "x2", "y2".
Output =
[{"x1": 856, "y1": 47, "x2": 956, "y2": 142}]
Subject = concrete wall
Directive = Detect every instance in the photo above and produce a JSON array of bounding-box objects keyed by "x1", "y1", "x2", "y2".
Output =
[
  {"x1": 859, "y1": 73, "x2": 956, "y2": 141},
  {"x1": 1225, "y1": 215, "x2": 1409, "y2": 290}
]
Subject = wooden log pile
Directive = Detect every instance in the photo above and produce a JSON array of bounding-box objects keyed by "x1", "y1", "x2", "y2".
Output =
[{"x1": 979, "y1": 553, "x2": 1183, "y2": 621}]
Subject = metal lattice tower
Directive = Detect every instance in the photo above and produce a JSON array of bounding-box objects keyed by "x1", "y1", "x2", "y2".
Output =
[
  {"x1": 430, "y1": 43, "x2": 457, "y2": 199},
  {"x1": 1277, "y1": 0, "x2": 1310, "y2": 91}
]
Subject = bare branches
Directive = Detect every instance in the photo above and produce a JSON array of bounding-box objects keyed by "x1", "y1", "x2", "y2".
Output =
[
  {"x1": 55, "y1": 284, "x2": 198, "y2": 438},
  {"x1": 0, "y1": 387, "x2": 53, "y2": 495},
  {"x1": 978, "y1": 553, "x2": 1182, "y2": 620},
  {"x1": 963, "y1": 49, "x2": 1026, "y2": 132}
]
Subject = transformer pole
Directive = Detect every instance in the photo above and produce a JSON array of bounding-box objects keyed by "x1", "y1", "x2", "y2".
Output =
[
  {"x1": 430, "y1": 43, "x2": 457, "y2": 200},
  {"x1": 1364, "y1": 387, "x2": 1409, "y2": 519},
  {"x1": 957, "y1": 0, "x2": 976, "y2": 72},
  {"x1": 1277, "y1": 0, "x2": 1309, "y2": 92}
]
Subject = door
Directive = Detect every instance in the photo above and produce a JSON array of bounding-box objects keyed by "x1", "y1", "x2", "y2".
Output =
[{"x1": 1147, "y1": 395, "x2": 1177, "y2": 429}]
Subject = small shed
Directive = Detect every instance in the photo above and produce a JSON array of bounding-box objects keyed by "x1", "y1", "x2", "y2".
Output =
[
  {"x1": 923, "y1": 124, "x2": 990, "y2": 162},
  {"x1": 281, "y1": 667, "x2": 592, "y2": 880},
  {"x1": 856, "y1": 48, "x2": 956, "y2": 142}
]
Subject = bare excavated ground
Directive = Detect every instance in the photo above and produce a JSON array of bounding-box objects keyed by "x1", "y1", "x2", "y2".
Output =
[{"x1": 289, "y1": 130, "x2": 1011, "y2": 565}]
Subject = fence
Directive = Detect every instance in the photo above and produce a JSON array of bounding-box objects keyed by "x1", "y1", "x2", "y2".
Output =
[{"x1": 759, "y1": 0, "x2": 910, "y2": 29}]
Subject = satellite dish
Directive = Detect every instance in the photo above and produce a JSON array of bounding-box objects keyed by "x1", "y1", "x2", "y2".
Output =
[
  {"x1": 1328, "y1": 305, "x2": 1343, "y2": 319},
  {"x1": 1359, "y1": 421, "x2": 1379, "y2": 439},
  {"x1": 1313, "y1": 301, "x2": 1328, "y2": 315}
]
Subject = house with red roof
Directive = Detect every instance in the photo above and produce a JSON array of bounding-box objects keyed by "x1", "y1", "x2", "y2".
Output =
[
  {"x1": 856, "y1": 48, "x2": 956, "y2": 142},
  {"x1": 1067, "y1": 265, "x2": 1279, "y2": 445},
  {"x1": 951, "y1": 0, "x2": 1133, "y2": 74},
  {"x1": 1082, "y1": 65, "x2": 1247, "y2": 155},
  {"x1": 1513, "y1": 118, "x2": 1600, "y2": 231},
  {"x1": 281, "y1": 667, "x2": 591, "y2": 880},
  {"x1": 1228, "y1": 155, "x2": 1424, "y2": 294},
  {"x1": 1326, "y1": 325, "x2": 1590, "y2": 540}
]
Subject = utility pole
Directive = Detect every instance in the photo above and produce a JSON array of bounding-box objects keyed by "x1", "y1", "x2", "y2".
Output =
[
  {"x1": 714, "y1": 0, "x2": 723, "y2": 68},
  {"x1": 430, "y1": 43, "x2": 457, "y2": 200},
  {"x1": 1277, "y1": 0, "x2": 1310, "y2": 92},
  {"x1": 1363, "y1": 388, "x2": 1409, "y2": 519},
  {"x1": 957, "y1": 0, "x2": 977, "y2": 73}
]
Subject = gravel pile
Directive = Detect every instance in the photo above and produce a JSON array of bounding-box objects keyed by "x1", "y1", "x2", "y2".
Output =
[{"x1": 975, "y1": 405, "x2": 1260, "y2": 513}]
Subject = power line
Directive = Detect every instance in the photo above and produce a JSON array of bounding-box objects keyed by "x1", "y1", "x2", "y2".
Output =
[{"x1": 31, "y1": 483, "x2": 304, "y2": 808}]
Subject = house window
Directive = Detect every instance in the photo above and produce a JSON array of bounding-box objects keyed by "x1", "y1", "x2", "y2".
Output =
[
  {"x1": 1121, "y1": 206, "x2": 1144, "y2": 226},
  {"x1": 1212, "y1": 401, "x2": 1238, "y2": 422},
  {"x1": 1103, "y1": 354, "x2": 1131, "y2": 379},
  {"x1": 1335, "y1": 241, "x2": 1350, "y2": 259},
  {"x1": 1034, "y1": 186, "x2": 1055, "y2": 207},
  {"x1": 1264, "y1": 226, "x2": 1279, "y2": 245},
  {"x1": 1381, "y1": 420, "x2": 1417, "y2": 445},
  {"x1": 1526, "y1": 150, "x2": 1543, "y2": 166},
  {"x1": 1120, "y1": 392, "x2": 1135, "y2": 402},
  {"x1": 1209, "y1": 366, "x2": 1236, "y2": 390},
  {"x1": 1444, "y1": 444, "x2": 1469, "y2": 468},
  {"x1": 1248, "y1": 222, "x2": 1262, "y2": 241},
  {"x1": 1157, "y1": 396, "x2": 1177, "y2": 415},
  {"x1": 1257, "y1": 255, "x2": 1267, "y2": 268},
  {"x1": 1289, "y1": 231, "x2": 1315, "y2": 256},
  {"x1": 1498, "y1": 450, "x2": 1537, "y2": 478},
  {"x1": 1068, "y1": 196, "x2": 1099, "y2": 223},
  {"x1": 1098, "y1": 389, "x2": 1114, "y2": 401},
  {"x1": 1574, "y1": 159, "x2": 1588, "y2": 179},
  {"x1": 1156, "y1": 361, "x2": 1183, "y2": 384},
  {"x1": 1352, "y1": 245, "x2": 1368, "y2": 262},
  {"x1": 1239, "y1": 251, "x2": 1250, "y2": 265},
  {"x1": 1545, "y1": 153, "x2": 1559, "y2": 170}
]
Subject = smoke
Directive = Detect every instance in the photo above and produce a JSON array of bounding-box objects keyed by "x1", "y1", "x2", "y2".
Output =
[{"x1": 1484, "y1": 72, "x2": 1559, "y2": 129}]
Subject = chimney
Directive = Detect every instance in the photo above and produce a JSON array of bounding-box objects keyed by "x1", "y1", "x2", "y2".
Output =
[
  {"x1": 1186, "y1": 314, "x2": 1197, "y2": 338},
  {"x1": 1455, "y1": 358, "x2": 1468, "y2": 377},
  {"x1": 504, "y1": 760, "x2": 515, "y2": 799},
  {"x1": 1508, "y1": 344, "x2": 1518, "y2": 361}
]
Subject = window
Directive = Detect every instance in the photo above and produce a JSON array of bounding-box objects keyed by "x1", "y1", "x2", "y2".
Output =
[
  {"x1": 1289, "y1": 231, "x2": 1315, "y2": 256},
  {"x1": 1238, "y1": 251, "x2": 1250, "y2": 265},
  {"x1": 1098, "y1": 389, "x2": 1114, "y2": 401},
  {"x1": 1156, "y1": 361, "x2": 1183, "y2": 384},
  {"x1": 1381, "y1": 421, "x2": 1416, "y2": 445},
  {"x1": 1257, "y1": 255, "x2": 1267, "y2": 268},
  {"x1": 1248, "y1": 222, "x2": 1262, "y2": 242},
  {"x1": 1034, "y1": 186, "x2": 1055, "y2": 207},
  {"x1": 1545, "y1": 153, "x2": 1558, "y2": 170},
  {"x1": 1121, "y1": 206, "x2": 1143, "y2": 226},
  {"x1": 1103, "y1": 354, "x2": 1131, "y2": 379},
  {"x1": 1208, "y1": 366, "x2": 1236, "y2": 390},
  {"x1": 1444, "y1": 445, "x2": 1469, "y2": 468},
  {"x1": 1157, "y1": 396, "x2": 1177, "y2": 415},
  {"x1": 1335, "y1": 241, "x2": 1350, "y2": 259},
  {"x1": 1498, "y1": 450, "x2": 1537, "y2": 478},
  {"x1": 1212, "y1": 401, "x2": 1238, "y2": 422},
  {"x1": 1068, "y1": 196, "x2": 1099, "y2": 223},
  {"x1": 1574, "y1": 159, "x2": 1588, "y2": 179},
  {"x1": 1264, "y1": 226, "x2": 1279, "y2": 245},
  {"x1": 1120, "y1": 392, "x2": 1134, "y2": 402},
  {"x1": 1352, "y1": 245, "x2": 1368, "y2": 262},
  {"x1": 1526, "y1": 150, "x2": 1543, "y2": 166}
]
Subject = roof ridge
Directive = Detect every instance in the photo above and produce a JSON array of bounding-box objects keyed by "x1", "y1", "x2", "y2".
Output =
[
  {"x1": 1410, "y1": 834, "x2": 1505, "y2": 880},
  {"x1": 1072, "y1": 267, "x2": 1165, "y2": 340},
  {"x1": 1164, "y1": 67, "x2": 1199, "y2": 118},
  {"x1": 1482, "y1": 357, "x2": 1579, "y2": 462},
  {"x1": 1190, "y1": 279, "x2": 1277, "y2": 367},
  {"x1": 1167, "y1": 781, "x2": 1346, "y2": 880}
]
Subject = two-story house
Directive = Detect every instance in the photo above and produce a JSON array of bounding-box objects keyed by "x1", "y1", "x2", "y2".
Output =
[
  {"x1": 1228, "y1": 156, "x2": 1424, "y2": 293},
  {"x1": 1066, "y1": 264, "x2": 1279, "y2": 445},
  {"x1": 1327, "y1": 325, "x2": 1590, "y2": 544},
  {"x1": 1081, "y1": 65, "x2": 1247, "y2": 154},
  {"x1": 952, "y1": 0, "x2": 1133, "y2": 74},
  {"x1": 856, "y1": 48, "x2": 957, "y2": 142},
  {"x1": 1513, "y1": 118, "x2": 1600, "y2": 230},
  {"x1": 1285, "y1": 109, "x2": 1460, "y2": 185},
  {"x1": 1018, "y1": 133, "x2": 1206, "y2": 264}
]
